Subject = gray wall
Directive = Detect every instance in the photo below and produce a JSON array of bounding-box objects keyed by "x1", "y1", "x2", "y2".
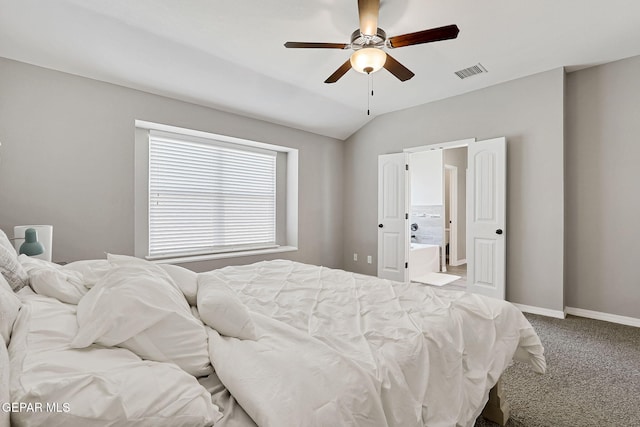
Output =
[
  {"x1": 443, "y1": 147, "x2": 467, "y2": 261},
  {"x1": 4, "y1": 53, "x2": 637, "y2": 319},
  {"x1": 0, "y1": 58, "x2": 344, "y2": 271},
  {"x1": 343, "y1": 68, "x2": 566, "y2": 311},
  {"x1": 565, "y1": 55, "x2": 640, "y2": 319}
]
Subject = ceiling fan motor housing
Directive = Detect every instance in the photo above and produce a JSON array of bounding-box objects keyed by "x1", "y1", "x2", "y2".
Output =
[{"x1": 350, "y1": 28, "x2": 387, "y2": 50}]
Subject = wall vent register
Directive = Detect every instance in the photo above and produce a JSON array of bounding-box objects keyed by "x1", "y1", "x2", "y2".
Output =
[{"x1": 454, "y1": 63, "x2": 488, "y2": 79}]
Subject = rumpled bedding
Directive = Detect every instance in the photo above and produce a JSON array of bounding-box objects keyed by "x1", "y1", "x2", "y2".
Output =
[
  {"x1": 6, "y1": 258, "x2": 546, "y2": 427},
  {"x1": 8, "y1": 288, "x2": 221, "y2": 427},
  {"x1": 201, "y1": 260, "x2": 546, "y2": 427},
  {"x1": 207, "y1": 312, "x2": 388, "y2": 427}
]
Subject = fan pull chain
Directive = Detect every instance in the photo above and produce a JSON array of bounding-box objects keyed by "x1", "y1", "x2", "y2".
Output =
[
  {"x1": 366, "y1": 72, "x2": 376, "y2": 116},
  {"x1": 367, "y1": 73, "x2": 371, "y2": 115},
  {"x1": 371, "y1": 74, "x2": 374, "y2": 97}
]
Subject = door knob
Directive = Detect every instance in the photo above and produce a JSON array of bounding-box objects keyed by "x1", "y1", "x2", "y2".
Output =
[
  {"x1": 496, "y1": 229, "x2": 503, "y2": 235},
  {"x1": 378, "y1": 224, "x2": 384, "y2": 228}
]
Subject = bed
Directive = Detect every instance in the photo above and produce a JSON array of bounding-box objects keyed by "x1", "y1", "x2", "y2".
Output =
[{"x1": 0, "y1": 231, "x2": 545, "y2": 427}]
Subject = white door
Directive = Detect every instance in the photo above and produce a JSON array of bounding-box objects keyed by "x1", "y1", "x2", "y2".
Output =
[
  {"x1": 466, "y1": 137, "x2": 506, "y2": 299},
  {"x1": 377, "y1": 153, "x2": 408, "y2": 281}
]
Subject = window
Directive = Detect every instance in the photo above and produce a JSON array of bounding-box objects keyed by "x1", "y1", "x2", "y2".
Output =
[{"x1": 135, "y1": 122, "x2": 298, "y2": 262}]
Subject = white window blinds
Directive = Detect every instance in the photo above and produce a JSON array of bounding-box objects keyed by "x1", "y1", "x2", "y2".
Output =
[{"x1": 148, "y1": 132, "x2": 277, "y2": 258}]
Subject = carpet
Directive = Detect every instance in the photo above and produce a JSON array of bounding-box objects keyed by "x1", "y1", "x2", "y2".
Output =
[
  {"x1": 475, "y1": 313, "x2": 640, "y2": 427},
  {"x1": 412, "y1": 272, "x2": 461, "y2": 286}
]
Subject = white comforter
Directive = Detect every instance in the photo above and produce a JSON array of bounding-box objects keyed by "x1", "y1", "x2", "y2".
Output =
[
  {"x1": 201, "y1": 260, "x2": 546, "y2": 427},
  {"x1": 8, "y1": 259, "x2": 545, "y2": 427}
]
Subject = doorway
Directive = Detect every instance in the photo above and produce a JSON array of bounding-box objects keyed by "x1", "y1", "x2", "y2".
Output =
[
  {"x1": 443, "y1": 147, "x2": 468, "y2": 288},
  {"x1": 407, "y1": 147, "x2": 468, "y2": 288},
  {"x1": 377, "y1": 137, "x2": 507, "y2": 300}
]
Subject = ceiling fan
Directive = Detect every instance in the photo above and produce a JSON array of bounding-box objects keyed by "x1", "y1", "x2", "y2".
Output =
[{"x1": 284, "y1": 0, "x2": 460, "y2": 83}]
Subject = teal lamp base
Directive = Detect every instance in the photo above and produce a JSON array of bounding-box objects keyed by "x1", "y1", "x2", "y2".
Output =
[{"x1": 19, "y1": 228, "x2": 45, "y2": 257}]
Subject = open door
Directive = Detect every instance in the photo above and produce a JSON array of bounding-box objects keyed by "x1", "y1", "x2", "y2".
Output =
[
  {"x1": 377, "y1": 153, "x2": 408, "y2": 281},
  {"x1": 466, "y1": 137, "x2": 506, "y2": 299}
]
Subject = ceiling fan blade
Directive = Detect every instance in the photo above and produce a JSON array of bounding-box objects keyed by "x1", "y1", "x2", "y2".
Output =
[
  {"x1": 358, "y1": 0, "x2": 380, "y2": 36},
  {"x1": 284, "y1": 42, "x2": 350, "y2": 49},
  {"x1": 388, "y1": 24, "x2": 460, "y2": 48},
  {"x1": 324, "y1": 60, "x2": 352, "y2": 84},
  {"x1": 383, "y1": 54, "x2": 415, "y2": 81}
]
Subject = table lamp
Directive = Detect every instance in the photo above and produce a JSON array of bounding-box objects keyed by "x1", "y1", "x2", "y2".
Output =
[
  {"x1": 13, "y1": 225, "x2": 53, "y2": 261},
  {"x1": 19, "y1": 228, "x2": 44, "y2": 256}
]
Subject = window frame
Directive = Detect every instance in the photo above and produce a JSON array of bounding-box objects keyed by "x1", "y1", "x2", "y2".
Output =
[{"x1": 134, "y1": 121, "x2": 298, "y2": 263}]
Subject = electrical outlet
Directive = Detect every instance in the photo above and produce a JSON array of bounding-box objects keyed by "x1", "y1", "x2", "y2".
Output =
[
  {"x1": 353, "y1": 253, "x2": 358, "y2": 261},
  {"x1": 367, "y1": 255, "x2": 372, "y2": 264}
]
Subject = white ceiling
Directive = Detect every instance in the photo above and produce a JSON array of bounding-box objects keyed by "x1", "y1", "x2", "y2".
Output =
[{"x1": 1, "y1": 0, "x2": 640, "y2": 139}]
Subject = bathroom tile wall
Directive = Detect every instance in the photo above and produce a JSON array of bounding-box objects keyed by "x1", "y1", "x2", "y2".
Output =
[{"x1": 411, "y1": 205, "x2": 444, "y2": 245}]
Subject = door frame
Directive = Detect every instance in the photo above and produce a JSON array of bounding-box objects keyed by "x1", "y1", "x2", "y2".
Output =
[
  {"x1": 382, "y1": 137, "x2": 506, "y2": 300},
  {"x1": 444, "y1": 164, "x2": 458, "y2": 267},
  {"x1": 403, "y1": 138, "x2": 475, "y2": 153},
  {"x1": 403, "y1": 138, "x2": 474, "y2": 278}
]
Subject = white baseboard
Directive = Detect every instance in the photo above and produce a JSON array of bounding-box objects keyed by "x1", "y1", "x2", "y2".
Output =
[
  {"x1": 564, "y1": 307, "x2": 640, "y2": 328},
  {"x1": 450, "y1": 259, "x2": 466, "y2": 267},
  {"x1": 512, "y1": 303, "x2": 566, "y2": 319},
  {"x1": 512, "y1": 304, "x2": 640, "y2": 327}
]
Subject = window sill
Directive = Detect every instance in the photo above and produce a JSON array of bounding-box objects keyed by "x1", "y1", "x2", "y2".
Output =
[{"x1": 149, "y1": 246, "x2": 298, "y2": 265}]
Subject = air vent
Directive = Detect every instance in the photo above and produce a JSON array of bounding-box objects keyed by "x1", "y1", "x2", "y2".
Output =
[{"x1": 454, "y1": 63, "x2": 487, "y2": 79}]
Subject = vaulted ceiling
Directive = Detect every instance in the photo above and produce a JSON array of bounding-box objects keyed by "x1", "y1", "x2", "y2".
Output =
[{"x1": 2, "y1": 0, "x2": 639, "y2": 139}]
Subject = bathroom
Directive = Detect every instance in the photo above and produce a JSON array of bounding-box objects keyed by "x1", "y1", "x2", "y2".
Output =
[{"x1": 409, "y1": 147, "x2": 467, "y2": 286}]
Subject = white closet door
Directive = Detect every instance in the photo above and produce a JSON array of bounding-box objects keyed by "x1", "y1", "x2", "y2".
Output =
[
  {"x1": 466, "y1": 137, "x2": 506, "y2": 299},
  {"x1": 377, "y1": 153, "x2": 408, "y2": 282}
]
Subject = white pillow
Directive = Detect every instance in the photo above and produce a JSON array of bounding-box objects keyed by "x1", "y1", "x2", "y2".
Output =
[
  {"x1": 18, "y1": 254, "x2": 87, "y2": 304},
  {"x1": 29, "y1": 268, "x2": 86, "y2": 305},
  {"x1": 18, "y1": 254, "x2": 61, "y2": 273},
  {"x1": 0, "y1": 229, "x2": 15, "y2": 255},
  {"x1": 71, "y1": 264, "x2": 212, "y2": 377},
  {"x1": 107, "y1": 253, "x2": 186, "y2": 296},
  {"x1": 0, "y1": 275, "x2": 21, "y2": 344},
  {"x1": 159, "y1": 263, "x2": 198, "y2": 306},
  {"x1": 197, "y1": 272, "x2": 257, "y2": 340},
  {"x1": 0, "y1": 244, "x2": 28, "y2": 291},
  {"x1": 63, "y1": 259, "x2": 111, "y2": 288}
]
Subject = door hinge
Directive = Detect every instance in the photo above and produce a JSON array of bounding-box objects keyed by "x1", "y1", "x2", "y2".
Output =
[
  {"x1": 405, "y1": 262, "x2": 408, "y2": 269},
  {"x1": 405, "y1": 213, "x2": 409, "y2": 220},
  {"x1": 405, "y1": 164, "x2": 409, "y2": 171}
]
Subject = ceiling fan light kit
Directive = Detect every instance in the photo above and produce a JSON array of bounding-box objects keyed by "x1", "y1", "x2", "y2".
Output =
[
  {"x1": 351, "y1": 47, "x2": 387, "y2": 74},
  {"x1": 284, "y1": 0, "x2": 460, "y2": 84}
]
